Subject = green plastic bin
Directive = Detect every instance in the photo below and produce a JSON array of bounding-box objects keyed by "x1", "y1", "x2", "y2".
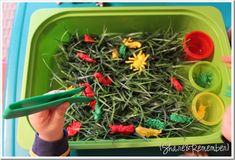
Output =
[{"x1": 18, "y1": 7, "x2": 231, "y2": 150}]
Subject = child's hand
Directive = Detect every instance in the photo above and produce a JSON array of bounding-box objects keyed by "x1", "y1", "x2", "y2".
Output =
[
  {"x1": 221, "y1": 55, "x2": 231, "y2": 142},
  {"x1": 29, "y1": 90, "x2": 70, "y2": 142},
  {"x1": 222, "y1": 55, "x2": 231, "y2": 68},
  {"x1": 222, "y1": 106, "x2": 231, "y2": 142}
]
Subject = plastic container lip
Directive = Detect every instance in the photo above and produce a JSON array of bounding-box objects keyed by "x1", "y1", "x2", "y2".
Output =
[
  {"x1": 189, "y1": 61, "x2": 222, "y2": 93},
  {"x1": 191, "y1": 92, "x2": 224, "y2": 126},
  {"x1": 183, "y1": 31, "x2": 214, "y2": 61}
]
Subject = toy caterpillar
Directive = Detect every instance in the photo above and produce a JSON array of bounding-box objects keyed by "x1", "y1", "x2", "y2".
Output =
[
  {"x1": 144, "y1": 118, "x2": 165, "y2": 129},
  {"x1": 170, "y1": 113, "x2": 192, "y2": 123},
  {"x1": 109, "y1": 124, "x2": 135, "y2": 135}
]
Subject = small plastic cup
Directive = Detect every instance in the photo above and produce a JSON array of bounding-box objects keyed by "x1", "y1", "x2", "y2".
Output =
[
  {"x1": 191, "y1": 92, "x2": 224, "y2": 126},
  {"x1": 189, "y1": 61, "x2": 222, "y2": 93},
  {"x1": 183, "y1": 31, "x2": 214, "y2": 61}
]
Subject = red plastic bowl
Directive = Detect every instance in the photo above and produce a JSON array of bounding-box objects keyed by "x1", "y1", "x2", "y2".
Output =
[{"x1": 183, "y1": 31, "x2": 214, "y2": 61}]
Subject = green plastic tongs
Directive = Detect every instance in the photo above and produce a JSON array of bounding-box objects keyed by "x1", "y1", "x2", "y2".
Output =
[{"x1": 3, "y1": 87, "x2": 94, "y2": 119}]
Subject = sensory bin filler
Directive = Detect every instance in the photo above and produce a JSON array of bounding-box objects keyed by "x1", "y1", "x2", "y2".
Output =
[{"x1": 4, "y1": 7, "x2": 230, "y2": 150}]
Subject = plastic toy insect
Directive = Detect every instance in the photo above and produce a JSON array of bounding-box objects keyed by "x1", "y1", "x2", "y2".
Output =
[
  {"x1": 194, "y1": 72, "x2": 212, "y2": 88},
  {"x1": 92, "y1": 102, "x2": 101, "y2": 122},
  {"x1": 170, "y1": 113, "x2": 192, "y2": 123},
  {"x1": 109, "y1": 124, "x2": 135, "y2": 135},
  {"x1": 119, "y1": 44, "x2": 126, "y2": 58},
  {"x1": 170, "y1": 76, "x2": 183, "y2": 92},
  {"x1": 135, "y1": 126, "x2": 162, "y2": 138},
  {"x1": 77, "y1": 52, "x2": 96, "y2": 63},
  {"x1": 197, "y1": 104, "x2": 206, "y2": 119},
  {"x1": 66, "y1": 86, "x2": 74, "y2": 91},
  {"x1": 66, "y1": 121, "x2": 82, "y2": 137},
  {"x1": 94, "y1": 72, "x2": 112, "y2": 86},
  {"x1": 84, "y1": 34, "x2": 95, "y2": 43},
  {"x1": 125, "y1": 50, "x2": 149, "y2": 73},
  {"x1": 79, "y1": 83, "x2": 96, "y2": 109},
  {"x1": 112, "y1": 48, "x2": 119, "y2": 59},
  {"x1": 145, "y1": 118, "x2": 165, "y2": 130},
  {"x1": 122, "y1": 37, "x2": 141, "y2": 49}
]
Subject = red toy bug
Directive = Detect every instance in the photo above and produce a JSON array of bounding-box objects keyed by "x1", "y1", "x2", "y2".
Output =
[
  {"x1": 66, "y1": 121, "x2": 81, "y2": 137},
  {"x1": 79, "y1": 83, "x2": 96, "y2": 110},
  {"x1": 170, "y1": 76, "x2": 183, "y2": 92},
  {"x1": 77, "y1": 52, "x2": 96, "y2": 63},
  {"x1": 109, "y1": 124, "x2": 135, "y2": 135},
  {"x1": 84, "y1": 34, "x2": 95, "y2": 43},
  {"x1": 94, "y1": 72, "x2": 112, "y2": 86}
]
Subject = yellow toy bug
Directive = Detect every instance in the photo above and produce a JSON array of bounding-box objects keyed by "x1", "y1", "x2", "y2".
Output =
[
  {"x1": 135, "y1": 126, "x2": 162, "y2": 138},
  {"x1": 122, "y1": 37, "x2": 141, "y2": 49}
]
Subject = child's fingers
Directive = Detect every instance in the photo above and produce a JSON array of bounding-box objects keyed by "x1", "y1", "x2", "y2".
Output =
[
  {"x1": 28, "y1": 109, "x2": 49, "y2": 125},
  {"x1": 54, "y1": 102, "x2": 70, "y2": 118},
  {"x1": 222, "y1": 56, "x2": 231, "y2": 64},
  {"x1": 222, "y1": 106, "x2": 231, "y2": 142},
  {"x1": 44, "y1": 90, "x2": 65, "y2": 95}
]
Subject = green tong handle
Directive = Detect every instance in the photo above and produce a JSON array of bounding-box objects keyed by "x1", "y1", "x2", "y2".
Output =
[{"x1": 3, "y1": 87, "x2": 94, "y2": 119}]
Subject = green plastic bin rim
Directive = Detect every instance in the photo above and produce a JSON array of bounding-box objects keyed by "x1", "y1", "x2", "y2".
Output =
[{"x1": 19, "y1": 6, "x2": 231, "y2": 149}]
